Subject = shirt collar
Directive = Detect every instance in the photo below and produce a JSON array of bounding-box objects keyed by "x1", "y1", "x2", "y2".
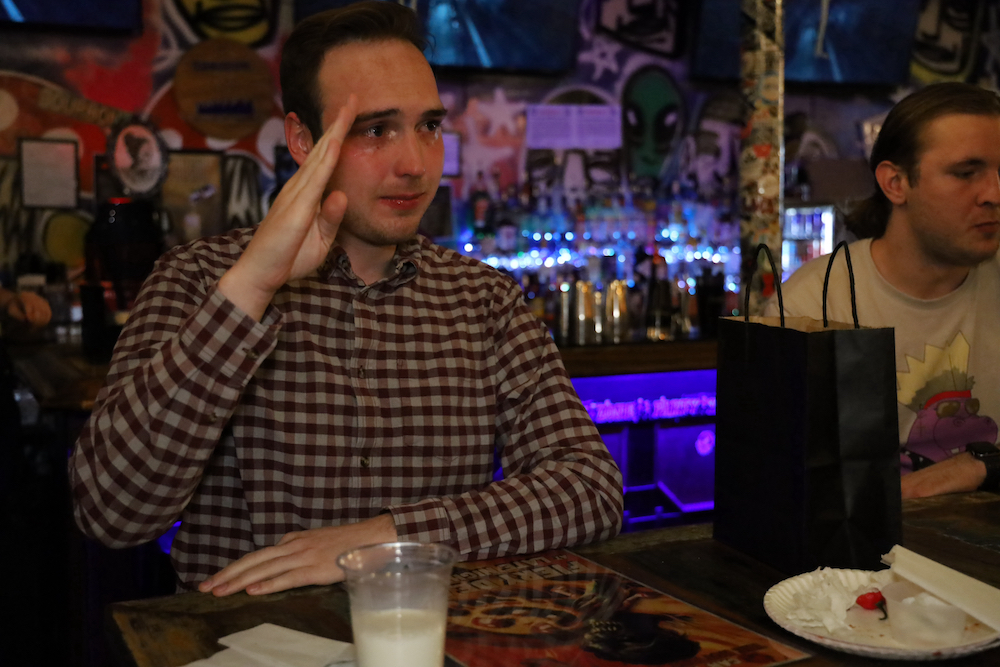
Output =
[{"x1": 318, "y1": 236, "x2": 423, "y2": 287}]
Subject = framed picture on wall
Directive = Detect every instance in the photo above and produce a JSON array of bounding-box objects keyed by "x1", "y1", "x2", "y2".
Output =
[
  {"x1": 19, "y1": 138, "x2": 79, "y2": 209},
  {"x1": 108, "y1": 119, "x2": 169, "y2": 198},
  {"x1": 161, "y1": 150, "x2": 224, "y2": 245}
]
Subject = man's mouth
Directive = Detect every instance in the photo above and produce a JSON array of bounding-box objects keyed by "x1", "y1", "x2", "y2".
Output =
[{"x1": 381, "y1": 193, "x2": 423, "y2": 210}]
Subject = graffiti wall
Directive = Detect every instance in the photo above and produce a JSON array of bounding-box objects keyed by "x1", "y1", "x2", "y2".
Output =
[
  {"x1": 4, "y1": 0, "x2": 1000, "y2": 283},
  {"x1": 0, "y1": 0, "x2": 286, "y2": 275}
]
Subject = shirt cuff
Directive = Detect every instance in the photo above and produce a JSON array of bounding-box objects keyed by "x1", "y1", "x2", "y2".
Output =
[{"x1": 385, "y1": 499, "x2": 455, "y2": 549}]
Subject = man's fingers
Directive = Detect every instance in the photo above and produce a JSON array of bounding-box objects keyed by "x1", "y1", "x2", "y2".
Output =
[
  {"x1": 246, "y1": 564, "x2": 344, "y2": 596},
  {"x1": 206, "y1": 549, "x2": 302, "y2": 596},
  {"x1": 201, "y1": 517, "x2": 393, "y2": 597},
  {"x1": 280, "y1": 95, "x2": 357, "y2": 204},
  {"x1": 199, "y1": 544, "x2": 283, "y2": 592},
  {"x1": 6, "y1": 297, "x2": 25, "y2": 321},
  {"x1": 318, "y1": 191, "x2": 348, "y2": 240},
  {"x1": 263, "y1": 94, "x2": 358, "y2": 225}
]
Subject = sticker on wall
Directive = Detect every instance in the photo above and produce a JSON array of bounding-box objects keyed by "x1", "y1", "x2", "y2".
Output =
[
  {"x1": 161, "y1": 150, "x2": 224, "y2": 244},
  {"x1": 173, "y1": 37, "x2": 275, "y2": 141},
  {"x1": 524, "y1": 87, "x2": 623, "y2": 203},
  {"x1": 108, "y1": 119, "x2": 169, "y2": 198},
  {"x1": 19, "y1": 138, "x2": 79, "y2": 209},
  {"x1": 222, "y1": 154, "x2": 262, "y2": 230}
]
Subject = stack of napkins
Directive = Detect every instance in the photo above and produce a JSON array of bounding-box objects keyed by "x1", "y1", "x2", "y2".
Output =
[
  {"x1": 183, "y1": 623, "x2": 356, "y2": 667},
  {"x1": 882, "y1": 545, "x2": 1000, "y2": 632}
]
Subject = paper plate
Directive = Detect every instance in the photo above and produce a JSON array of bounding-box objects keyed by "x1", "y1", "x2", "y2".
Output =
[{"x1": 763, "y1": 569, "x2": 1000, "y2": 660}]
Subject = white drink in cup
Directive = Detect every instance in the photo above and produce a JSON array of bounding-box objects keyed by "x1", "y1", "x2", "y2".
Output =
[{"x1": 337, "y1": 542, "x2": 458, "y2": 667}]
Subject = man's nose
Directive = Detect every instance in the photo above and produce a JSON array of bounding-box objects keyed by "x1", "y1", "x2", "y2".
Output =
[
  {"x1": 395, "y1": 131, "x2": 426, "y2": 178},
  {"x1": 982, "y1": 170, "x2": 1000, "y2": 206}
]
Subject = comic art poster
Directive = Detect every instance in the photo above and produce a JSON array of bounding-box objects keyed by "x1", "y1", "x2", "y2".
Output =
[{"x1": 445, "y1": 550, "x2": 808, "y2": 667}]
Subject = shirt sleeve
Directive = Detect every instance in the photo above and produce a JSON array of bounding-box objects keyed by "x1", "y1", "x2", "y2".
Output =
[
  {"x1": 386, "y1": 280, "x2": 625, "y2": 558},
  {"x1": 69, "y1": 250, "x2": 281, "y2": 547}
]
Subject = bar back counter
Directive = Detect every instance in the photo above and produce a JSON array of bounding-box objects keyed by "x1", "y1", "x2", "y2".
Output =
[{"x1": 562, "y1": 340, "x2": 718, "y2": 529}]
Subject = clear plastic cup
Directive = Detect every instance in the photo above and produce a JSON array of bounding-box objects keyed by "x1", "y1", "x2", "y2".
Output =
[
  {"x1": 337, "y1": 542, "x2": 458, "y2": 667},
  {"x1": 882, "y1": 580, "x2": 969, "y2": 647}
]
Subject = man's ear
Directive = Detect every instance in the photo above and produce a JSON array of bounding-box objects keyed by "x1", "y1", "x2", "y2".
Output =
[
  {"x1": 875, "y1": 160, "x2": 909, "y2": 205},
  {"x1": 284, "y1": 113, "x2": 314, "y2": 167}
]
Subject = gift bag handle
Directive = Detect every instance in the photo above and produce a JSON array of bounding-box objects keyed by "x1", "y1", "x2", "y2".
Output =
[
  {"x1": 821, "y1": 240, "x2": 860, "y2": 329},
  {"x1": 743, "y1": 243, "x2": 784, "y2": 328}
]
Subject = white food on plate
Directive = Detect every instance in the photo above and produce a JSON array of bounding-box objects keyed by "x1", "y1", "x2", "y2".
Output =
[
  {"x1": 784, "y1": 567, "x2": 895, "y2": 634},
  {"x1": 883, "y1": 580, "x2": 970, "y2": 647}
]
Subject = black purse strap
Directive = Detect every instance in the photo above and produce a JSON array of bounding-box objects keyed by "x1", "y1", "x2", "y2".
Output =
[
  {"x1": 743, "y1": 243, "x2": 784, "y2": 328},
  {"x1": 821, "y1": 240, "x2": 860, "y2": 329}
]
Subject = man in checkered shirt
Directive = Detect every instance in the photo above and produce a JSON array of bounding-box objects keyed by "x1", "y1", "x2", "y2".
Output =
[{"x1": 70, "y1": 1, "x2": 623, "y2": 595}]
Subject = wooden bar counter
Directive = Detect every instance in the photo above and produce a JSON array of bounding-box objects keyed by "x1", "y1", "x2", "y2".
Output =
[
  {"x1": 559, "y1": 340, "x2": 717, "y2": 377},
  {"x1": 107, "y1": 492, "x2": 1000, "y2": 667}
]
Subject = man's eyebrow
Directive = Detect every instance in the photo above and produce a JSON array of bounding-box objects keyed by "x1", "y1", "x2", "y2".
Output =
[
  {"x1": 351, "y1": 107, "x2": 448, "y2": 126},
  {"x1": 949, "y1": 157, "x2": 988, "y2": 169},
  {"x1": 352, "y1": 108, "x2": 399, "y2": 125}
]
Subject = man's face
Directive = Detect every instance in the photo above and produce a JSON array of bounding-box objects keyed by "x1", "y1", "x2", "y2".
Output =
[
  {"x1": 899, "y1": 113, "x2": 1000, "y2": 267},
  {"x1": 315, "y1": 39, "x2": 445, "y2": 248}
]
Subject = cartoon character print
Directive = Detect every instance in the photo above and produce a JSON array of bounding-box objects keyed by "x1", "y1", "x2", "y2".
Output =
[{"x1": 898, "y1": 333, "x2": 998, "y2": 470}]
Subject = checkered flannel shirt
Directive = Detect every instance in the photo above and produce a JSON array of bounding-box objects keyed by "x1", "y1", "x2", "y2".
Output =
[{"x1": 70, "y1": 231, "x2": 623, "y2": 588}]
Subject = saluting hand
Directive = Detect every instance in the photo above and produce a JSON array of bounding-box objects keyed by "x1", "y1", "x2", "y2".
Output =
[{"x1": 218, "y1": 95, "x2": 358, "y2": 320}]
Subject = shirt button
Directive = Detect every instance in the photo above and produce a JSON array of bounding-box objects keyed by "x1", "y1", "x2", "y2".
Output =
[
  {"x1": 244, "y1": 347, "x2": 259, "y2": 359},
  {"x1": 358, "y1": 368, "x2": 366, "y2": 378},
  {"x1": 359, "y1": 456, "x2": 371, "y2": 468}
]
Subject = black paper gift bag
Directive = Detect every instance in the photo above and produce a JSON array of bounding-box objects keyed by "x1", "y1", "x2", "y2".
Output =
[{"x1": 713, "y1": 243, "x2": 902, "y2": 575}]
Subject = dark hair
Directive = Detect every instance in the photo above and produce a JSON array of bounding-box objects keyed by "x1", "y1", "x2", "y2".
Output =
[
  {"x1": 280, "y1": 1, "x2": 427, "y2": 141},
  {"x1": 846, "y1": 82, "x2": 1000, "y2": 239}
]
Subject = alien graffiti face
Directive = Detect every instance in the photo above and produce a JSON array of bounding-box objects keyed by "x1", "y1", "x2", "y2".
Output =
[
  {"x1": 622, "y1": 65, "x2": 684, "y2": 185},
  {"x1": 912, "y1": 0, "x2": 981, "y2": 76}
]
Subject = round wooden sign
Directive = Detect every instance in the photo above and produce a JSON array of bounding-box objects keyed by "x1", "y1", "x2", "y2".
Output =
[{"x1": 173, "y1": 38, "x2": 275, "y2": 141}]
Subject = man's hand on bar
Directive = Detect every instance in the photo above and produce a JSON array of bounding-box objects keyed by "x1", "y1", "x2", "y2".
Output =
[
  {"x1": 1, "y1": 289, "x2": 51, "y2": 329},
  {"x1": 901, "y1": 452, "x2": 987, "y2": 499},
  {"x1": 217, "y1": 95, "x2": 358, "y2": 322},
  {"x1": 198, "y1": 513, "x2": 398, "y2": 596}
]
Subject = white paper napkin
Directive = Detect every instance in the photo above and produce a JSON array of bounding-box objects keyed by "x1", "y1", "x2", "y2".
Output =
[
  {"x1": 882, "y1": 545, "x2": 1000, "y2": 633},
  {"x1": 181, "y1": 623, "x2": 356, "y2": 667}
]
